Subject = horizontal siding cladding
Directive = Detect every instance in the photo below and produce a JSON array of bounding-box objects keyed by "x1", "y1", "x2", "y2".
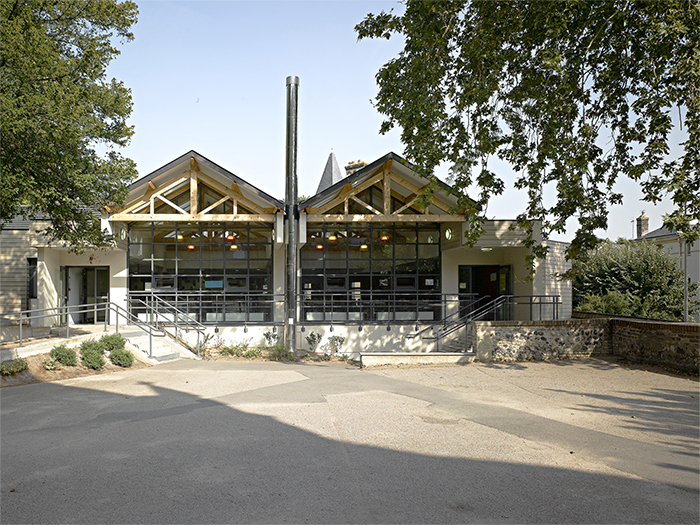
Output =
[
  {"x1": 543, "y1": 240, "x2": 572, "y2": 318},
  {"x1": 0, "y1": 230, "x2": 38, "y2": 313},
  {"x1": 473, "y1": 220, "x2": 529, "y2": 247}
]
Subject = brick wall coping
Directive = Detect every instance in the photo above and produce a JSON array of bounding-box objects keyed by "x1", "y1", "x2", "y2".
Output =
[
  {"x1": 474, "y1": 319, "x2": 608, "y2": 327},
  {"x1": 609, "y1": 318, "x2": 700, "y2": 332}
]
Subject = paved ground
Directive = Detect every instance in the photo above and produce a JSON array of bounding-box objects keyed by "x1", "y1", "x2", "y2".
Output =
[{"x1": 1, "y1": 358, "x2": 698, "y2": 524}]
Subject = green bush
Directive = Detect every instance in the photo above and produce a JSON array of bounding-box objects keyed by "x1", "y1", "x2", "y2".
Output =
[
  {"x1": 242, "y1": 347, "x2": 263, "y2": 359},
  {"x1": 305, "y1": 332, "x2": 322, "y2": 353},
  {"x1": 80, "y1": 340, "x2": 105, "y2": 370},
  {"x1": 50, "y1": 345, "x2": 77, "y2": 366},
  {"x1": 269, "y1": 344, "x2": 294, "y2": 361},
  {"x1": 320, "y1": 335, "x2": 345, "y2": 356},
  {"x1": 0, "y1": 358, "x2": 28, "y2": 376},
  {"x1": 109, "y1": 348, "x2": 134, "y2": 368},
  {"x1": 220, "y1": 339, "x2": 251, "y2": 357},
  {"x1": 43, "y1": 357, "x2": 62, "y2": 370},
  {"x1": 99, "y1": 334, "x2": 125, "y2": 352},
  {"x1": 263, "y1": 330, "x2": 279, "y2": 347}
]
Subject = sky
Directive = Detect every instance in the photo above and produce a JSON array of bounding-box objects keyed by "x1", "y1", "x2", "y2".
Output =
[{"x1": 107, "y1": 0, "x2": 680, "y2": 242}]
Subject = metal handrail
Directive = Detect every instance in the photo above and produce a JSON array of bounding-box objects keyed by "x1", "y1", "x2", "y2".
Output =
[
  {"x1": 406, "y1": 296, "x2": 488, "y2": 340},
  {"x1": 132, "y1": 296, "x2": 208, "y2": 356},
  {"x1": 0, "y1": 302, "x2": 166, "y2": 357}
]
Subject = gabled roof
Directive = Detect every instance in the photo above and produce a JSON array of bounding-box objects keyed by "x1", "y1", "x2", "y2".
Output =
[
  {"x1": 127, "y1": 150, "x2": 283, "y2": 210},
  {"x1": 300, "y1": 151, "x2": 475, "y2": 214},
  {"x1": 643, "y1": 225, "x2": 677, "y2": 240}
]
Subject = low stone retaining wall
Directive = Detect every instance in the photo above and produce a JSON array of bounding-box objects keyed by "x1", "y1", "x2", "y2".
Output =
[
  {"x1": 472, "y1": 319, "x2": 609, "y2": 362},
  {"x1": 472, "y1": 318, "x2": 699, "y2": 374},
  {"x1": 609, "y1": 319, "x2": 699, "y2": 374}
]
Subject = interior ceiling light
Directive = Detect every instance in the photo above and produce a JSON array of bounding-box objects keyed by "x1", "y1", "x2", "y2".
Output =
[
  {"x1": 315, "y1": 244, "x2": 324, "y2": 251},
  {"x1": 380, "y1": 235, "x2": 390, "y2": 243},
  {"x1": 359, "y1": 244, "x2": 368, "y2": 251},
  {"x1": 226, "y1": 234, "x2": 236, "y2": 242},
  {"x1": 187, "y1": 244, "x2": 196, "y2": 251},
  {"x1": 328, "y1": 234, "x2": 337, "y2": 242},
  {"x1": 229, "y1": 244, "x2": 239, "y2": 251},
  {"x1": 177, "y1": 234, "x2": 183, "y2": 241}
]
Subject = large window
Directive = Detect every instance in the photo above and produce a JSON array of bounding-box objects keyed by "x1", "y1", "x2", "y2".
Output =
[
  {"x1": 300, "y1": 222, "x2": 441, "y2": 323},
  {"x1": 128, "y1": 221, "x2": 273, "y2": 324}
]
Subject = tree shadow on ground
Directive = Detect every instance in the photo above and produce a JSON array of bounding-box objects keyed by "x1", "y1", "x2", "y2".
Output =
[{"x1": 2, "y1": 377, "x2": 698, "y2": 524}]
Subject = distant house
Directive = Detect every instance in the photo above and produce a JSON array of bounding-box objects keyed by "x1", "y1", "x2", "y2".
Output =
[
  {"x1": 635, "y1": 213, "x2": 700, "y2": 322},
  {"x1": 0, "y1": 150, "x2": 571, "y2": 352}
]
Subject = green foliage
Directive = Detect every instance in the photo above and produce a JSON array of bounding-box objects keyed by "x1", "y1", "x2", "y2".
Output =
[
  {"x1": 269, "y1": 344, "x2": 294, "y2": 361},
  {"x1": 220, "y1": 339, "x2": 256, "y2": 357},
  {"x1": 50, "y1": 345, "x2": 77, "y2": 366},
  {"x1": 99, "y1": 334, "x2": 125, "y2": 353},
  {"x1": 573, "y1": 240, "x2": 700, "y2": 321},
  {"x1": 357, "y1": 1, "x2": 700, "y2": 267},
  {"x1": 320, "y1": 336, "x2": 345, "y2": 356},
  {"x1": 305, "y1": 332, "x2": 322, "y2": 353},
  {"x1": 43, "y1": 357, "x2": 62, "y2": 371},
  {"x1": 0, "y1": 358, "x2": 28, "y2": 375},
  {"x1": 80, "y1": 340, "x2": 105, "y2": 370},
  {"x1": 263, "y1": 330, "x2": 279, "y2": 347},
  {"x1": 0, "y1": 0, "x2": 139, "y2": 250},
  {"x1": 109, "y1": 348, "x2": 134, "y2": 368}
]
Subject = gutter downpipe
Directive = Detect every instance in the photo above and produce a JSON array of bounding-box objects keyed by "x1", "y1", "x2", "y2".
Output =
[{"x1": 285, "y1": 76, "x2": 299, "y2": 354}]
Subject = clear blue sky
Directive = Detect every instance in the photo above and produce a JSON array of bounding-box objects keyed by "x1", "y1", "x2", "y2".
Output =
[{"x1": 108, "y1": 0, "x2": 679, "y2": 242}]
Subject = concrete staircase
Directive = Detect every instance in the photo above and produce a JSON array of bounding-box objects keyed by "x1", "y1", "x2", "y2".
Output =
[{"x1": 121, "y1": 330, "x2": 194, "y2": 362}]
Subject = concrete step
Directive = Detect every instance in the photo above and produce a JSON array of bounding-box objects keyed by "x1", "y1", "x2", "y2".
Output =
[{"x1": 124, "y1": 333, "x2": 194, "y2": 362}]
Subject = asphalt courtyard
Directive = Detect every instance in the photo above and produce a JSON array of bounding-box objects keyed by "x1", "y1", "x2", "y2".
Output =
[{"x1": 1, "y1": 357, "x2": 698, "y2": 524}]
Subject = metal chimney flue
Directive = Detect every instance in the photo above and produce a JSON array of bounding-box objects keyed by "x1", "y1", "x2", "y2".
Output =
[{"x1": 284, "y1": 76, "x2": 299, "y2": 354}]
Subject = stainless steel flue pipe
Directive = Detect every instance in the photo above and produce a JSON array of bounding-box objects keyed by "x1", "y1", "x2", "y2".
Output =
[{"x1": 284, "y1": 76, "x2": 299, "y2": 353}]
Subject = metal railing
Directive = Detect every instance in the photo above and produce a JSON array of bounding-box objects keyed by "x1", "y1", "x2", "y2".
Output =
[
  {"x1": 297, "y1": 291, "x2": 475, "y2": 325},
  {"x1": 127, "y1": 291, "x2": 284, "y2": 326},
  {"x1": 0, "y1": 302, "x2": 166, "y2": 357},
  {"x1": 407, "y1": 294, "x2": 562, "y2": 352},
  {"x1": 131, "y1": 295, "x2": 208, "y2": 356}
]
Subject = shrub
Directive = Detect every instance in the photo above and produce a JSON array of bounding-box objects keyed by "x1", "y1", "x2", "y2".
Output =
[
  {"x1": 242, "y1": 347, "x2": 263, "y2": 359},
  {"x1": 320, "y1": 335, "x2": 345, "y2": 356},
  {"x1": 43, "y1": 357, "x2": 62, "y2": 370},
  {"x1": 80, "y1": 340, "x2": 105, "y2": 370},
  {"x1": 263, "y1": 330, "x2": 279, "y2": 347},
  {"x1": 99, "y1": 334, "x2": 126, "y2": 352},
  {"x1": 220, "y1": 339, "x2": 251, "y2": 357},
  {"x1": 0, "y1": 358, "x2": 28, "y2": 376},
  {"x1": 110, "y1": 348, "x2": 134, "y2": 368},
  {"x1": 269, "y1": 344, "x2": 294, "y2": 361},
  {"x1": 305, "y1": 332, "x2": 322, "y2": 353},
  {"x1": 50, "y1": 345, "x2": 77, "y2": 366}
]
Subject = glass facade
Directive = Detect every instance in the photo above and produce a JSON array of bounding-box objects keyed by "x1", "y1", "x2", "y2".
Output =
[
  {"x1": 300, "y1": 222, "x2": 442, "y2": 323},
  {"x1": 128, "y1": 221, "x2": 274, "y2": 324}
]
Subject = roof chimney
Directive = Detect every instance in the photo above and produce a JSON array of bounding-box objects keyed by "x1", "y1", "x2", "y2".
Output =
[
  {"x1": 636, "y1": 212, "x2": 649, "y2": 239},
  {"x1": 345, "y1": 159, "x2": 367, "y2": 177}
]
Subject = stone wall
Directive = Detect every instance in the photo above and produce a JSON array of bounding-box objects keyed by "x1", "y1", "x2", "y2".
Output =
[
  {"x1": 472, "y1": 319, "x2": 610, "y2": 362},
  {"x1": 609, "y1": 319, "x2": 699, "y2": 374},
  {"x1": 472, "y1": 318, "x2": 700, "y2": 374}
]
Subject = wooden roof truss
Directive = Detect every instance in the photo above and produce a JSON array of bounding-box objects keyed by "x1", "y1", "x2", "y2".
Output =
[
  {"x1": 111, "y1": 158, "x2": 278, "y2": 223},
  {"x1": 305, "y1": 160, "x2": 458, "y2": 223}
]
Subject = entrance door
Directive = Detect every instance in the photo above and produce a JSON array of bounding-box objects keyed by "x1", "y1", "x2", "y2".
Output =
[{"x1": 63, "y1": 266, "x2": 109, "y2": 324}]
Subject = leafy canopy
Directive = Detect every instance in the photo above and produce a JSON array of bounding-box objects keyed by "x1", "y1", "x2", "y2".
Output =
[
  {"x1": 1, "y1": 0, "x2": 138, "y2": 249},
  {"x1": 573, "y1": 240, "x2": 699, "y2": 321},
  {"x1": 356, "y1": 0, "x2": 699, "y2": 269}
]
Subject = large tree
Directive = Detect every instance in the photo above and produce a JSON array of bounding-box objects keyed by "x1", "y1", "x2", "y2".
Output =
[
  {"x1": 1, "y1": 0, "x2": 138, "y2": 249},
  {"x1": 356, "y1": 0, "x2": 699, "y2": 269}
]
